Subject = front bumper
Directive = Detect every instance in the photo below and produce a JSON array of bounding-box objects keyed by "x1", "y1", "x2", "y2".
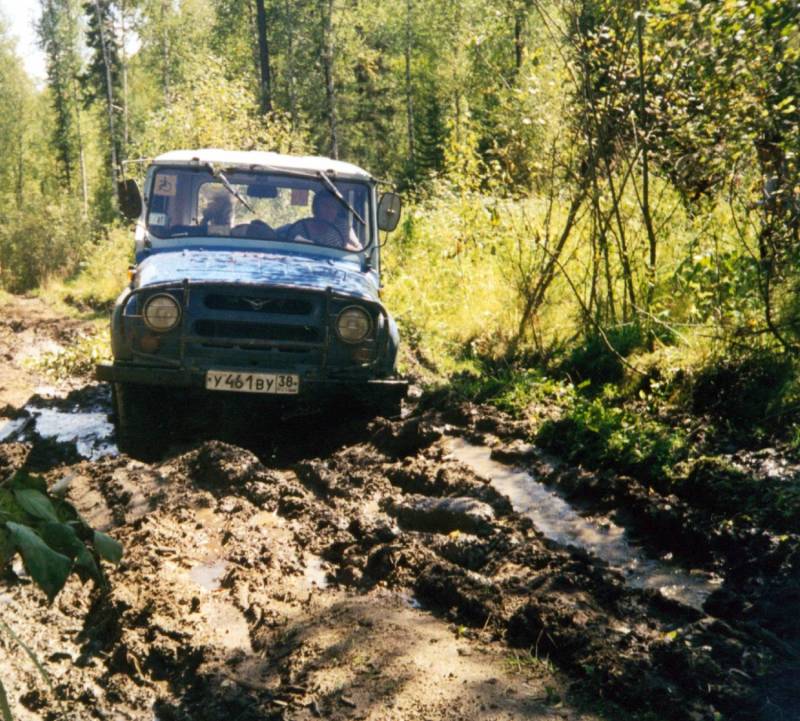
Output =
[
  {"x1": 113, "y1": 280, "x2": 400, "y2": 377},
  {"x1": 96, "y1": 361, "x2": 408, "y2": 402}
]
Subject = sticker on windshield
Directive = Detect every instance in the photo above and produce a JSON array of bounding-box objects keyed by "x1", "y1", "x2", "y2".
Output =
[
  {"x1": 149, "y1": 212, "x2": 167, "y2": 226},
  {"x1": 291, "y1": 188, "x2": 309, "y2": 206},
  {"x1": 154, "y1": 174, "x2": 177, "y2": 197}
]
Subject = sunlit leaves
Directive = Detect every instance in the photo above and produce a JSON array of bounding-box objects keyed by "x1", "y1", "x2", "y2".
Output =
[
  {"x1": 13, "y1": 490, "x2": 60, "y2": 523},
  {"x1": 0, "y1": 470, "x2": 123, "y2": 603},
  {"x1": 93, "y1": 531, "x2": 123, "y2": 564},
  {"x1": 129, "y1": 55, "x2": 302, "y2": 163},
  {"x1": 5, "y1": 523, "x2": 72, "y2": 603}
]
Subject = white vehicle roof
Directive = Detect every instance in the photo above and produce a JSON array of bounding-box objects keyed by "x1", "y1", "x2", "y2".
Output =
[{"x1": 152, "y1": 148, "x2": 374, "y2": 182}]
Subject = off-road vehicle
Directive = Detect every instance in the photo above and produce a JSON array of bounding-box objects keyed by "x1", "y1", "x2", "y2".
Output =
[{"x1": 96, "y1": 149, "x2": 406, "y2": 458}]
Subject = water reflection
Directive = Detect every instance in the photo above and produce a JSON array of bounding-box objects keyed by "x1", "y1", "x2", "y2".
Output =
[
  {"x1": 447, "y1": 438, "x2": 721, "y2": 610},
  {"x1": 303, "y1": 554, "x2": 330, "y2": 589}
]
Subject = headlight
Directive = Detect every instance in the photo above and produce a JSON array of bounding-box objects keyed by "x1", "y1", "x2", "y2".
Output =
[
  {"x1": 143, "y1": 293, "x2": 181, "y2": 332},
  {"x1": 336, "y1": 306, "x2": 372, "y2": 343}
]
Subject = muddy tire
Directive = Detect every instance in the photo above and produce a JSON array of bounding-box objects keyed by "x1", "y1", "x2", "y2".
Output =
[
  {"x1": 113, "y1": 382, "x2": 170, "y2": 461},
  {"x1": 374, "y1": 395, "x2": 403, "y2": 419}
]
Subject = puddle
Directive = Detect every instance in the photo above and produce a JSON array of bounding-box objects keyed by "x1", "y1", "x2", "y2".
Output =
[
  {"x1": 447, "y1": 438, "x2": 721, "y2": 610},
  {"x1": 303, "y1": 554, "x2": 330, "y2": 589},
  {"x1": 10, "y1": 558, "x2": 27, "y2": 579},
  {"x1": 0, "y1": 417, "x2": 29, "y2": 443},
  {"x1": 188, "y1": 507, "x2": 229, "y2": 591},
  {"x1": 32, "y1": 384, "x2": 62, "y2": 399},
  {"x1": 189, "y1": 559, "x2": 228, "y2": 591},
  {"x1": 398, "y1": 590, "x2": 423, "y2": 609},
  {"x1": 29, "y1": 406, "x2": 116, "y2": 459},
  {"x1": 248, "y1": 509, "x2": 285, "y2": 529}
]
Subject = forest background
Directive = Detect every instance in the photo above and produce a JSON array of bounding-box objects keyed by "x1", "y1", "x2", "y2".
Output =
[{"x1": 0, "y1": 0, "x2": 800, "y2": 511}]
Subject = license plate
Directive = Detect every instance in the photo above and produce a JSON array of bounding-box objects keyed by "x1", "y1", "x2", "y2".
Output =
[{"x1": 205, "y1": 370, "x2": 300, "y2": 395}]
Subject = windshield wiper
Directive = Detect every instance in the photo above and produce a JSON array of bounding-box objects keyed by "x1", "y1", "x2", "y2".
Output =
[
  {"x1": 318, "y1": 170, "x2": 366, "y2": 226},
  {"x1": 205, "y1": 162, "x2": 255, "y2": 214}
]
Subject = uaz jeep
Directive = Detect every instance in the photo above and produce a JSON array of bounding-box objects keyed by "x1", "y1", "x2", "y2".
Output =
[{"x1": 97, "y1": 149, "x2": 406, "y2": 458}]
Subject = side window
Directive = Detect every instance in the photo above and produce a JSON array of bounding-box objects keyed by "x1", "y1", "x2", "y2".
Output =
[
  {"x1": 148, "y1": 170, "x2": 191, "y2": 232},
  {"x1": 148, "y1": 173, "x2": 178, "y2": 229},
  {"x1": 148, "y1": 193, "x2": 169, "y2": 229}
]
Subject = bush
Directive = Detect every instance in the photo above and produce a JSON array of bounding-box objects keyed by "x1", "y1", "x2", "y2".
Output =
[
  {"x1": 675, "y1": 455, "x2": 800, "y2": 532},
  {"x1": 59, "y1": 225, "x2": 131, "y2": 311},
  {"x1": 0, "y1": 470, "x2": 123, "y2": 719},
  {"x1": 0, "y1": 200, "x2": 91, "y2": 293},
  {"x1": 691, "y1": 353, "x2": 794, "y2": 432},
  {"x1": 536, "y1": 389, "x2": 687, "y2": 487},
  {"x1": 558, "y1": 324, "x2": 676, "y2": 389},
  {"x1": 558, "y1": 326, "x2": 643, "y2": 387},
  {"x1": 31, "y1": 328, "x2": 110, "y2": 380}
]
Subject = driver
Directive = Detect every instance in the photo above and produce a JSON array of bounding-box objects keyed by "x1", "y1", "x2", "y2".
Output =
[{"x1": 295, "y1": 191, "x2": 362, "y2": 250}]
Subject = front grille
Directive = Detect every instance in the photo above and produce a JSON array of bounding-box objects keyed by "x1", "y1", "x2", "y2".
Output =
[
  {"x1": 204, "y1": 294, "x2": 313, "y2": 315},
  {"x1": 194, "y1": 320, "x2": 320, "y2": 343}
]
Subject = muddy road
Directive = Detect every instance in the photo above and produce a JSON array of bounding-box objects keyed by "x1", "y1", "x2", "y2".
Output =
[{"x1": 1, "y1": 295, "x2": 798, "y2": 721}]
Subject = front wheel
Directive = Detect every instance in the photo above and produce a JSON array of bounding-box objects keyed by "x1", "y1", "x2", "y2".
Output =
[
  {"x1": 374, "y1": 395, "x2": 403, "y2": 420},
  {"x1": 112, "y1": 382, "x2": 170, "y2": 461}
]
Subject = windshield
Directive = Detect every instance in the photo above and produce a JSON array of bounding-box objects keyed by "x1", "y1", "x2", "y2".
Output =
[{"x1": 146, "y1": 167, "x2": 372, "y2": 251}]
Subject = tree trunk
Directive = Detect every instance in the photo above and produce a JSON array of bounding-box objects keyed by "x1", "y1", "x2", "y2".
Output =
[
  {"x1": 40, "y1": 0, "x2": 72, "y2": 186},
  {"x1": 512, "y1": 180, "x2": 589, "y2": 349},
  {"x1": 63, "y1": 0, "x2": 89, "y2": 215},
  {"x1": 91, "y1": 0, "x2": 119, "y2": 209},
  {"x1": 321, "y1": 0, "x2": 338, "y2": 158},
  {"x1": 160, "y1": 0, "x2": 170, "y2": 103},
  {"x1": 283, "y1": 0, "x2": 298, "y2": 130},
  {"x1": 71, "y1": 71, "x2": 89, "y2": 216},
  {"x1": 120, "y1": 0, "x2": 129, "y2": 150},
  {"x1": 255, "y1": 0, "x2": 272, "y2": 113},
  {"x1": 14, "y1": 127, "x2": 24, "y2": 210},
  {"x1": 405, "y1": 0, "x2": 415, "y2": 172},
  {"x1": 513, "y1": 9, "x2": 524, "y2": 72},
  {"x1": 636, "y1": 1, "x2": 657, "y2": 309}
]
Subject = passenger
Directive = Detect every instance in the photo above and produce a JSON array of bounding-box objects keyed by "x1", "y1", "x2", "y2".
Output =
[
  {"x1": 201, "y1": 189, "x2": 233, "y2": 232},
  {"x1": 305, "y1": 192, "x2": 362, "y2": 250}
]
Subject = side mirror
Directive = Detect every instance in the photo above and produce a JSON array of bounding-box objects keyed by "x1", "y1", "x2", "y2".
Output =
[
  {"x1": 377, "y1": 192, "x2": 402, "y2": 232},
  {"x1": 118, "y1": 178, "x2": 143, "y2": 220}
]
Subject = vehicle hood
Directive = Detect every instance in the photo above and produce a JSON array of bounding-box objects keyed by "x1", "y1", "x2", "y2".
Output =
[{"x1": 135, "y1": 249, "x2": 380, "y2": 301}]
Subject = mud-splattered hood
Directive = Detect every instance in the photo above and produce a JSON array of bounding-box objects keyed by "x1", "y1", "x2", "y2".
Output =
[{"x1": 135, "y1": 248, "x2": 380, "y2": 301}]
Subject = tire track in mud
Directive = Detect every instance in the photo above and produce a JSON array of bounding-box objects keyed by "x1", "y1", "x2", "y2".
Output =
[
  {"x1": 0, "y1": 297, "x2": 797, "y2": 721},
  {"x1": 0, "y1": 420, "x2": 601, "y2": 721}
]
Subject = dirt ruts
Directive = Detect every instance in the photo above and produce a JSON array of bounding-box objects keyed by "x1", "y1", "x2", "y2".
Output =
[{"x1": 0, "y1": 294, "x2": 798, "y2": 721}]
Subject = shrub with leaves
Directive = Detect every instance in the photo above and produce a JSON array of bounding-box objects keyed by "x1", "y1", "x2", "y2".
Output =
[
  {"x1": 536, "y1": 388, "x2": 687, "y2": 489},
  {"x1": 31, "y1": 329, "x2": 111, "y2": 381},
  {"x1": 0, "y1": 469, "x2": 122, "y2": 719},
  {"x1": 0, "y1": 469, "x2": 121, "y2": 599}
]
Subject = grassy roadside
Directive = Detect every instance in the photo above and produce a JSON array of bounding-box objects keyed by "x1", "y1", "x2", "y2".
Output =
[
  {"x1": 36, "y1": 226, "x2": 131, "y2": 318},
  {"x1": 424, "y1": 338, "x2": 800, "y2": 536},
  {"x1": 373, "y1": 189, "x2": 800, "y2": 538},
  {"x1": 5, "y1": 191, "x2": 799, "y2": 534},
  {"x1": 16, "y1": 229, "x2": 131, "y2": 381}
]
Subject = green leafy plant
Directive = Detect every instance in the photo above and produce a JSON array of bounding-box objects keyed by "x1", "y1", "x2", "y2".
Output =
[
  {"x1": 30, "y1": 330, "x2": 111, "y2": 381},
  {"x1": 536, "y1": 388, "x2": 687, "y2": 488},
  {"x1": 0, "y1": 469, "x2": 121, "y2": 597},
  {"x1": 0, "y1": 469, "x2": 123, "y2": 718},
  {"x1": 448, "y1": 364, "x2": 571, "y2": 417},
  {"x1": 504, "y1": 648, "x2": 555, "y2": 676}
]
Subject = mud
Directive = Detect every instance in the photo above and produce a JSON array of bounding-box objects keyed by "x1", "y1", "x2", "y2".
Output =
[
  {"x1": 446, "y1": 438, "x2": 722, "y2": 610},
  {"x1": 0, "y1": 294, "x2": 798, "y2": 721}
]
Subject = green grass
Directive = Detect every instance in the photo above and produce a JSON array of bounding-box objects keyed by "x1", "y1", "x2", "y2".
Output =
[
  {"x1": 535, "y1": 386, "x2": 688, "y2": 489},
  {"x1": 38, "y1": 225, "x2": 131, "y2": 315},
  {"x1": 503, "y1": 648, "x2": 556, "y2": 677},
  {"x1": 28, "y1": 327, "x2": 111, "y2": 381}
]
